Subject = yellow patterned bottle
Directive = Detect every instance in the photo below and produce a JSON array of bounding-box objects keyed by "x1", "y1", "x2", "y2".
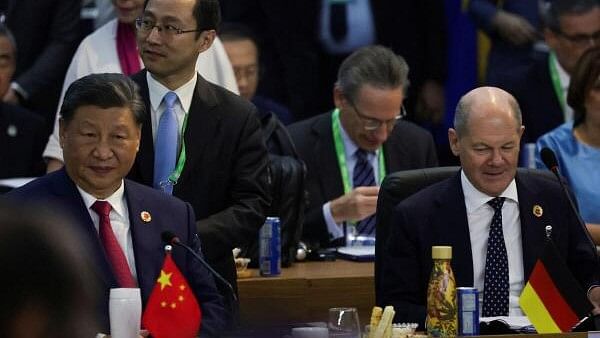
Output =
[{"x1": 426, "y1": 246, "x2": 457, "y2": 337}]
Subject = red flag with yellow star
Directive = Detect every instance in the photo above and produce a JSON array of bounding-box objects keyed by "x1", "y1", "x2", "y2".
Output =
[{"x1": 142, "y1": 252, "x2": 201, "y2": 338}]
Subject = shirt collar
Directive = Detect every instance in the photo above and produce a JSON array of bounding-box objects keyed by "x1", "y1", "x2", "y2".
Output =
[
  {"x1": 77, "y1": 180, "x2": 127, "y2": 219},
  {"x1": 552, "y1": 54, "x2": 571, "y2": 91},
  {"x1": 147, "y1": 71, "x2": 197, "y2": 113},
  {"x1": 461, "y1": 169, "x2": 519, "y2": 213}
]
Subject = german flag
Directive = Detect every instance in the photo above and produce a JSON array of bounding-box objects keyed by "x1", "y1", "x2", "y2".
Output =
[{"x1": 519, "y1": 240, "x2": 593, "y2": 333}]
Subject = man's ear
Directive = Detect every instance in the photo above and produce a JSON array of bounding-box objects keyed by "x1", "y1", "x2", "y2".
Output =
[
  {"x1": 333, "y1": 86, "x2": 344, "y2": 110},
  {"x1": 197, "y1": 30, "x2": 216, "y2": 54},
  {"x1": 448, "y1": 128, "x2": 460, "y2": 156},
  {"x1": 59, "y1": 118, "x2": 66, "y2": 149}
]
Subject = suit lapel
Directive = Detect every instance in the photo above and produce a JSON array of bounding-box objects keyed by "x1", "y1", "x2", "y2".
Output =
[
  {"x1": 433, "y1": 172, "x2": 474, "y2": 286},
  {"x1": 515, "y1": 172, "x2": 546, "y2": 279},
  {"x1": 132, "y1": 70, "x2": 155, "y2": 186},
  {"x1": 124, "y1": 181, "x2": 159, "y2": 298},
  {"x1": 51, "y1": 170, "x2": 116, "y2": 287},
  {"x1": 174, "y1": 76, "x2": 220, "y2": 189},
  {"x1": 313, "y1": 113, "x2": 344, "y2": 199}
]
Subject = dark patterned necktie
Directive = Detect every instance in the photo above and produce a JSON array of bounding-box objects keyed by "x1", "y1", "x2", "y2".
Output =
[
  {"x1": 483, "y1": 197, "x2": 509, "y2": 316},
  {"x1": 353, "y1": 149, "x2": 376, "y2": 235},
  {"x1": 330, "y1": 2, "x2": 347, "y2": 42}
]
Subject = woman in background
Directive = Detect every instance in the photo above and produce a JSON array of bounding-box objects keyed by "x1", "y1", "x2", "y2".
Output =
[{"x1": 536, "y1": 46, "x2": 600, "y2": 243}]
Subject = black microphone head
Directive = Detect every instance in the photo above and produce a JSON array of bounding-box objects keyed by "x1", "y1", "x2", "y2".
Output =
[
  {"x1": 540, "y1": 147, "x2": 558, "y2": 171},
  {"x1": 161, "y1": 231, "x2": 179, "y2": 245}
]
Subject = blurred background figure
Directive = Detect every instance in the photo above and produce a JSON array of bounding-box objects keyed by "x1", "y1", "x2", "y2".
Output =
[
  {"x1": 42, "y1": 0, "x2": 239, "y2": 173},
  {"x1": 0, "y1": 0, "x2": 81, "y2": 135},
  {"x1": 220, "y1": 22, "x2": 293, "y2": 125},
  {"x1": 499, "y1": 0, "x2": 600, "y2": 144},
  {"x1": 288, "y1": 46, "x2": 437, "y2": 250},
  {"x1": 0, "y1": 24, "x2": 46, "y2": 179},
  {"x1": 0, "y1": 202, "x2": 101, "y2": 338},
  {"x1": 468, "y1": 0, "x2": 545, "y2": 86},
  {"x1": 536, "y1": 46, "x2": 600, "y2": 243}
]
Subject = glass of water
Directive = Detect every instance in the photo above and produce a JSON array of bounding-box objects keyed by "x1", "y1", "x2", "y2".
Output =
[{"x1": 328, "y1": 307, "x2": 361, "y2": 338}]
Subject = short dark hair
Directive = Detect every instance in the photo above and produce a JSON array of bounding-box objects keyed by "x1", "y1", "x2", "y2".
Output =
[
  {"x1": 59, "y1": 73, "x2": 145, "y2": 126},
  {"x1": 335, "y1": 45, "x2": 410, "y2": 103},
  {"x1": 143, "y1": 0, "x2": 221, "y2": 36},
  {"x1": 542, "y1": 0, "x2": 600, "y2": 33},
  {"x1": 568, "y1": 46, "x2": 600, "y2": 126}
]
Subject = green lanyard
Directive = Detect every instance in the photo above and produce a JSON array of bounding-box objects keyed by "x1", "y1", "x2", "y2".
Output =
[
  {"x1": 331, "y1": 108, "x2": 386, "y2": 194},
  {"x1": 167, "y1": 113, "x2": 189, "y2": 185},
  {"x1": 548, "y1": 52, "x2": 567, "y2": 118}
]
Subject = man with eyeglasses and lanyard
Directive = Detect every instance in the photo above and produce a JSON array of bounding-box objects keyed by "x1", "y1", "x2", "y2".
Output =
[
  {"x1": 289, "y1": 45, "x2": 438, "y2": 250},
  {"x1": 126, "y1": 0, "x2": 270, "y2": 329},
  {"x1": 498, "y1": 0, "x2": 600, "y2": 145}
]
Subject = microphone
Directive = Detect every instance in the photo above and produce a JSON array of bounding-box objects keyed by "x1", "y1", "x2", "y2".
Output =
[
  {"x1": 540, "y1": 147, "x2": 597, "y2": 254},
  {"x1": 161, "y1": 231, "x2": 237, "y2": 301}
]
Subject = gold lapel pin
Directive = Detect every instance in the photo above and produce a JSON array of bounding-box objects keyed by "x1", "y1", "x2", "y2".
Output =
[
  {"x1": 141, "y1": 211, "x2": 152, "y2": 223},
  {"x1": 533, "y1": 205, "x2": 543, "y2": 218}
]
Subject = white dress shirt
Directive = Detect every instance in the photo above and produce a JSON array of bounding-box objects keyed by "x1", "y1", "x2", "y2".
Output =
[
  {"x1": 551, "y1": 54, "x2": 574, "y2": 122},
  {"x1": 146, "y1": 71, "x2": 197, "y2": 148},
  {"x1": 461, "y1": 170, "x2": 524, "y2": 316},
  {"x1": 77, "y1": 181, "x2": 137, "y2": 281}
]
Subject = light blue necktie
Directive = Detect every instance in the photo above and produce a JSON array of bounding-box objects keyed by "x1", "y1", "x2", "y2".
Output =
[{"x1": 153, "y1": 91, "x2": 178, "y2": 194}]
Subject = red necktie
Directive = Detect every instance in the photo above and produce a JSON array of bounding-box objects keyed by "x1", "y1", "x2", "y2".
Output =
[{"x1": 91, "y1": 200, "x2": 137, "y2": 288}]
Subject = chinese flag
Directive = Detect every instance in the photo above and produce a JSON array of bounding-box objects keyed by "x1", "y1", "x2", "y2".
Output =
[{"x1": 142, "y1": 252, "x2": 201, "y2": 338}]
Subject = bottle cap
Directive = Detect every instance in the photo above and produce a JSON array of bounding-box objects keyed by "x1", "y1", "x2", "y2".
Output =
[{"x1": 432, "y1": 246, "x2": 452, "y2": 259}]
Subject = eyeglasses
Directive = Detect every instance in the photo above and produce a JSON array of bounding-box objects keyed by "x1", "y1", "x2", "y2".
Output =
[
  {"x1": 556, "y1": 29, "x2": 600, "y2": 47},
  {"x1": 135, "y1": 17, "x2": 201, "y2": 38},
  {"x1": 347, "y1": 98, "x2": 405, "y2": 131}
]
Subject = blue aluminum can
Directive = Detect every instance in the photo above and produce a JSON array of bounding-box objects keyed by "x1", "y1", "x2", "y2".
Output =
[
  {"x1": 458, "y1": 287, "x2": 479, "y2": 336},
  {"x1": 259, "y1": 217, "x2": 281, "y2": 276}
]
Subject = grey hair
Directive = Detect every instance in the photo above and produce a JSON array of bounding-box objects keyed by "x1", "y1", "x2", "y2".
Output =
[{"x1": 335, "y1": 45, "x2": 409, "y2": 103}]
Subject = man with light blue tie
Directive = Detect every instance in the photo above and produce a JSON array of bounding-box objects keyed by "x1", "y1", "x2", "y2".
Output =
[
  {"x1": 126, "y1": 0, "x2": 270, "y2": 326},
  {"x1": 288, "y1": 45, "x2": 438, "y2": 249}
]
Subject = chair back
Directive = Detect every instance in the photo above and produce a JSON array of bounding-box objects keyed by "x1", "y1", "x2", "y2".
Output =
[{"x1": 375, "y1": 166, "x2": 459, "y2": 305}]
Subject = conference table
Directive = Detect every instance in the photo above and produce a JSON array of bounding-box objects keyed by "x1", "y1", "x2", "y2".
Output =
[{"x1": 237, "y1": 259, "x2": 375, "y2": 328}]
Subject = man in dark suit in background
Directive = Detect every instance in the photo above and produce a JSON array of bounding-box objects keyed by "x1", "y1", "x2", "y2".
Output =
[
  {"x1": 499, "y1": 0, "x2": 600, "y2": 143},
  {"x1": 0, "y1": 0, "x2": 81, "y2": 132},
  {"x1": 6, "y1": 73, "x2": 226, "y2": 336},
  {"x1": 127, "y1": 0, "x2": 270, "y2": 325},
  {"x1": 0, "y1": 24, "x2": 45, "y2": 178},
  {"x1": 380, "y1": 86, "x2": 600, "y2": 328},
  {"x1": 289, "y1": 46, "x2": 438, "y2": 249}
]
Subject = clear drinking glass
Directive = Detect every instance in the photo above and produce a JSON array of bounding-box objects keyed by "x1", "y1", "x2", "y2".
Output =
[{"x1": 328, "y1": 307, "x2": 361, "y2": 338}]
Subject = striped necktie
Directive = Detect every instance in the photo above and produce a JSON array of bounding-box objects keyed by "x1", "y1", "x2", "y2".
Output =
[{"x1": 353, "y1": 149, "x2": 376, "y2": 235}]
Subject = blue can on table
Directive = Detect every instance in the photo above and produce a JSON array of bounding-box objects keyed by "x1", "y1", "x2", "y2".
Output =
[
  {"x1": 259, "y1": 216, "x2": 281, "y2": 276},
  {"x1": 458, "y1": 287, "x2": 479, "y2": 336}
]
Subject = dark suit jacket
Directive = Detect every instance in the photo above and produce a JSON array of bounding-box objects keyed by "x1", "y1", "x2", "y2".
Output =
[
  {"x1": 288, "y1": 112, "x2": 438, "y2": 248},
  {"x1": 6, "y1": 169, "x2": 226, "y2": 336},
  {"x1": 380, "y1": 170, "x2": 599, "y2": 327},
  {"x1": 499, "y1": 52, "x2": 564, "y2": 143},
  {"x1": 3, "y1": 0, "x2": 81, "y2": 122},
  {"x1": 128, "y1": 71, "x2": 270, "y2": 314},
  {"x1": 0, "y1": 103, "x2": 46, "y2": 178}
]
